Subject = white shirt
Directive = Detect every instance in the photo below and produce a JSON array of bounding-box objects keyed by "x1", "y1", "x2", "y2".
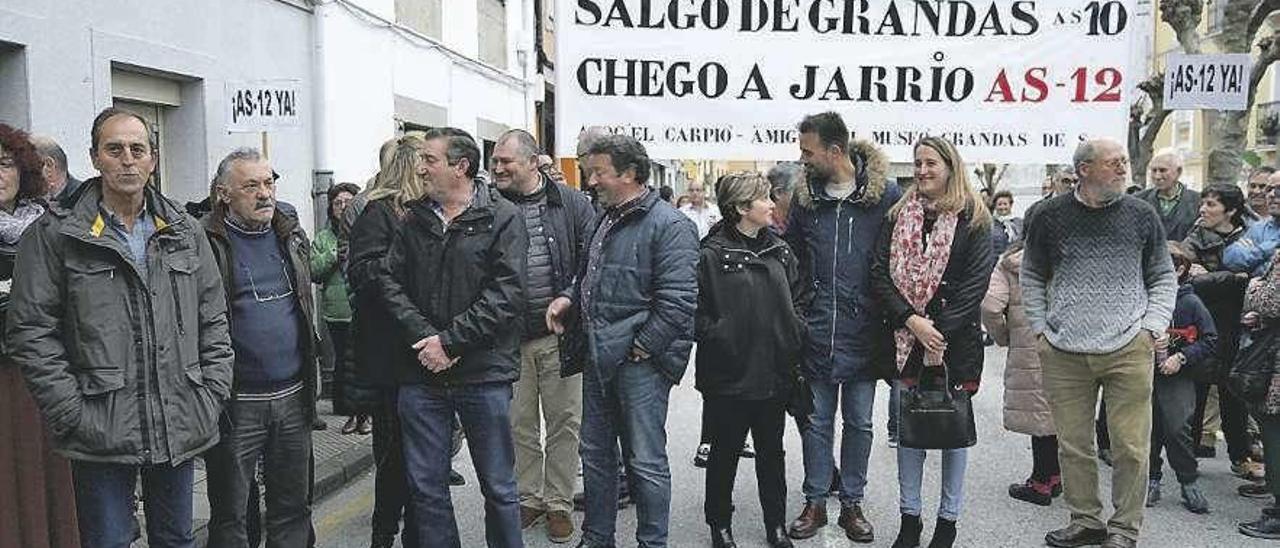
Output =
[{"x1": 680, "y1": 203, "x2": 721, "y2": 239}]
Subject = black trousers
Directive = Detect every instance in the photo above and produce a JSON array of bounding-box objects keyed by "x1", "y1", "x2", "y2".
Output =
[
  {"x1": 1030, "y1": 435, "x2": 1060, "y2": 482},
  {"x1": 372, "y1": 390, "x2": 416, "y2": 545},
  {"x1": 1256, "y1": 413, "x2": 1280, "y2": 506},
  {"x1": 703, "y1": 397, "x2": 787, "y2": 528},
  {"x1": 1151, "y1": 375, "x2": 1199, "y2": 484},
  {"x1": 1191, "y1": 383, "x2": 1252, "y2": 461}
]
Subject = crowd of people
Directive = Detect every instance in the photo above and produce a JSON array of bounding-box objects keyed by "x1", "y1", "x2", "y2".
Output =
[{"x1": 4, "y1": 106, "x2": 1280, "y2": 548}]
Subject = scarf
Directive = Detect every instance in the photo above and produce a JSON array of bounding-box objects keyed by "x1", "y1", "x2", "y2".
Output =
[
  {"x1": 0, "y1": 200, "x2": 44, "y2": 251},
  {"x1": 889, "y1": 194, "x2": 959, "y2": 372}
]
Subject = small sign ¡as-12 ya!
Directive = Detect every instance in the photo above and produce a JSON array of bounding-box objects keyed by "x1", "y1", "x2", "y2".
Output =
[
  {"x1": 226, "y1": 80, "x2": 302, "y2": 132},
  {"x1": 1164, "y1": 54, "x2": 1252, "y2": 111}
]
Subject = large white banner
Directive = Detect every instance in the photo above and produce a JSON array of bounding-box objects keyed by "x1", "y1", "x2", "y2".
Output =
[{"x1": 555, "y1": 0, "x2": 1137, "y2": 163}]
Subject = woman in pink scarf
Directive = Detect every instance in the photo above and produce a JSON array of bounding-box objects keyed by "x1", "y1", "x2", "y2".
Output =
[{"x1": 870, "y1": 136, "x2": 994, "y2": 548}]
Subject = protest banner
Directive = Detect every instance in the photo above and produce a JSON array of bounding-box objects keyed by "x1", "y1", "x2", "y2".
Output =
[{"x1": 555, "y1": 0, "x2": 1138, "y2": 162}]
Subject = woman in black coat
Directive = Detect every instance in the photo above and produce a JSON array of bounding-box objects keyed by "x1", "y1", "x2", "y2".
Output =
[
  {"x1": 1183, "y1": 183, "x2": 1260, "y2": 477},
  {"x1": 695, "y1": 172, "x2": 805, "y2": 548},
  {"x1": 871, "y1": 136, "x2": 994, "y2": 548}
]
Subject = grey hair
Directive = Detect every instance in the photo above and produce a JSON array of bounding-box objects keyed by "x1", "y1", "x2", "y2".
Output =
[
  {"x1": 29, "y1": 135, "x2": 68, "y2": 171},
  {"x1": 1072, "y1": 139, "x2": 1123, "y2": 172},
  {"x1": 497, "y1": 129, "x2": 540, "y2": 160},
  {"x1": 766, "y1": 162, "x2": 804, "y2": 197},
  {"x1": 576, "y1": 126, "x2": 610, "y2": 159},
  {"x1": 213, "y1": 147, "x2": 265, "y2": 189},
  {"x1": 1151, "y1": 147, "x2": 1184, "y2": 169}
]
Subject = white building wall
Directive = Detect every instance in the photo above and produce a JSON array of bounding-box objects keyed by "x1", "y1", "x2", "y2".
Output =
[
  {"x1": 317, "y1": 0, "x2": 537, "y2": 186},
  {"x1": 0, "y1": 0, "x2": 317, "y2": 230}
]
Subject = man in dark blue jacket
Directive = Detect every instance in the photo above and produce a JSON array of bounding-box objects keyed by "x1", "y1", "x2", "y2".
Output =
[
  {"x1": 784, "y1": 112, "x2": 902, "y2": 543},
  {"x1": 547, "y1": 134, "x2": 699, "y2": 548}
]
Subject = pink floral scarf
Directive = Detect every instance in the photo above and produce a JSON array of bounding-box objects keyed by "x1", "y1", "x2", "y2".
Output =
[{"x1": 889, "y1": 194, "x2": 959, "y2": 372}]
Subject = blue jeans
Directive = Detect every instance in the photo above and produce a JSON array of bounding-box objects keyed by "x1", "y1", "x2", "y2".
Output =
[
  {"x1": 398, "y1": 383, "x2": 522, "y2": 548},
  {"x1": 580, "y1": 361, "x2": 674, "y2": 547},
  {"x1": 72, "y1": 459, "x2": 195, "y2": 548},
  {"x1": 800, "y1": 380, "x2": 876, "y2": 505},
  {"x1": 897, "y1": 447, "x2": 968, "y2": 521}
]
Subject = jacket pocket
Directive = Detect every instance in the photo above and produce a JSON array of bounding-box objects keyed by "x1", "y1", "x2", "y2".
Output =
[
  {"x1": 164, "y1": 253, "x2": 200, "y2": 364},
  {"x1": 77, "y1": 368, "x2": 125, "y2": 396}
]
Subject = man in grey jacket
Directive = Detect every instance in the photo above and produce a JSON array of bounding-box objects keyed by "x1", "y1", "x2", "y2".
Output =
[
  {"x1": 8, "y1": 107, "x2": 234, "y2": 548},
  {"x1": 1022, "y1": 138, "x2": 1177, "y2": 548}
]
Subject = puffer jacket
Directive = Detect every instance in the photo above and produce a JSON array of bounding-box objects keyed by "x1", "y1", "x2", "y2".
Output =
[
  {"x1": 871, "y1": 204, "x2": 995, "y2": 387},
  {"x1": 202, "y1": 205, "x2": 319, "y2": 420},
  {"x1": 375, "y1": 183, "x2": 528, "y2": 386},
  {"x1": 785, "y1": 140, "x2": 902, "y2": 383},
  {"x1": 694, "y1": 222, "x2": 805, "y2": 400},
  {"x1": 982, "y1": 250, "x2": 1056, "y2": 437},
  {"x1": 561, "y1": 189, "x2": 699, "y2": 385},
  {"x1": 8, "y1": 179, "x2": 234, "y2": 464},
  {"x1": 1185, "y1": 223, "x2": 1249, "y2": 382}
]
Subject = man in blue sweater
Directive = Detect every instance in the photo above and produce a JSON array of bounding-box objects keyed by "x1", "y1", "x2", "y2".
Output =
[
  {"x1": 1225, "y1": 170, "x2": 1280, "y2": 276},
  {"x1": 202, "y1": 148, "x2": 318, "y2": 548}
]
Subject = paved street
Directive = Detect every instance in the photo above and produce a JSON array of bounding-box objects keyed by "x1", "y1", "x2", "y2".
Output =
[{"x1": 312, "y1": 347, "x2": 1275, "y2": 547}]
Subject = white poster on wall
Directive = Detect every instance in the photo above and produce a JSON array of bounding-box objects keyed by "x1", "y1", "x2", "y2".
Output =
[
  {"x1": 226, "y1": 80, "x2": 303, "y2": 132},
  {"x1": 555, "y1": 0, "x2": 1137, "y2": 163},
  {"x1": 1164, "y1": 53, "x2": 1252, "y2": 111}
]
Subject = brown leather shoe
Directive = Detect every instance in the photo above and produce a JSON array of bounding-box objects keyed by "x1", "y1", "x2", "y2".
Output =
[
  {"x1": 520, "y1": 506, "x2": 546, "y2": 529},
  {"x1": 838, "y1": 504, "x2": 874, "y2": 543},
  {"x1": 1100, "y1": 533, "x2": 1136, "y2": 548},
  {"x1": 546, "y1": 510, "x2": 574, "y2": 543},
  {"x1": 787, "y1": 503, "x2": 827, "y2": 539}
]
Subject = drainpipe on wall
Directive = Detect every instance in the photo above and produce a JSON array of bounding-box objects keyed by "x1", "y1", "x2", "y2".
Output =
[{"x1": 311, "y1": 1, "x2": 333, "y2": 232}]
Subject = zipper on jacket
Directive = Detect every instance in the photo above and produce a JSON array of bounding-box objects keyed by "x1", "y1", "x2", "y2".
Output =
[
  {"x1": 829, "y1": 201, "x2": 843, "y2": 360},
  {"x1": 170, "y1": 273, "x2": 186, "y2": 337}
]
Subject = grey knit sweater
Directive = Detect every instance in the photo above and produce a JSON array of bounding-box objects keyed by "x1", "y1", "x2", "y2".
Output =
[{"x1": 1020, "y1": 192, "x2": 1177, "y2": 354}]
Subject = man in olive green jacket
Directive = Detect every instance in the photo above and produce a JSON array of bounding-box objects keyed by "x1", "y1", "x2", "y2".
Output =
[{"x1": 7, "y1": 108, "x2": 233, "y2": 548}]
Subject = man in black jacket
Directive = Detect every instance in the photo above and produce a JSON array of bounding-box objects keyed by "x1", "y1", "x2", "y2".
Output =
[
  {"x1": 374, "y1": 128, "x2": 528, "y2": 547},
  {"x1": 493, "y1": 129, "x2": 596, "y2": 543},
  {"x1": 1135, "y1": 149, "x2": 1200, "y2": 241}
]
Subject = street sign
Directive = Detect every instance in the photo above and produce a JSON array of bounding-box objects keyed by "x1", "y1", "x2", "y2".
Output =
[
  {"x1": 556, "y1": 0, "x2": 1139, "y2": 163},
  {"x1": 226, "y1": 79, "x2": 303, "y2": 132},
  {"x1": 1164, "y1": 53, "x2": 1251, "y2": 111}
]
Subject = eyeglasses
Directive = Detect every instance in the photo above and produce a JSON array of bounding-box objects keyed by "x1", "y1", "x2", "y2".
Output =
[
  {"x1": 1090, "y1": 157, "x2": 1129, "y2": 171},
  {"x1": 0, "y1": 157, "x2": 14, "y2": 170},
  {"x1": 1268, "y1": 185, "x2": 1280, "y2": 197},
  {"x1": 242, "y1": 259, "x2": 295, "y2": 303}
]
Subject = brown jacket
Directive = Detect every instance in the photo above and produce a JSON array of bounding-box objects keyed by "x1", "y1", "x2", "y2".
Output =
[{"x1": 981, "y1": 250, "x2": 1056, "y2": 437}]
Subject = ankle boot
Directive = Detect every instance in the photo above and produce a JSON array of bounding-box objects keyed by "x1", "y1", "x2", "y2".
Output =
[
  {"x1": 927, "y1": 518, "x2": 957, "y2": 548},
  {"x1": 710, "y1": 525, "x2": 737, "y2": 548},
  {"x1": 766, "y1": 523, "x2": 794, "y2": 548},
  {"x1": 891, "y1": 514, "x2": 923, "y2": 548}
]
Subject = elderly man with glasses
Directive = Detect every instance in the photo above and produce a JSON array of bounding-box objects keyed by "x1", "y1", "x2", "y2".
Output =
[
  {"x1": 201, "y1": 147, "x2": 318, "y2": 548},
  {"x1": 1226, "y1": 170, "x2": 1280, "y2": 277}
]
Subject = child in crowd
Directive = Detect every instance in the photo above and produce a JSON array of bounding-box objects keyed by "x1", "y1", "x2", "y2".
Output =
[{"x1": 1147, "y1": 242, "x2": 1218, "y2": 514}]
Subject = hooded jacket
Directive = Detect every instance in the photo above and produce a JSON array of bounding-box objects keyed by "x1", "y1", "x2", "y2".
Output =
[
  {"x1": 784, "y1": 140, "x2": 903, "y2": 383},
  {"x1": 694, "y1": 222, "x2": 805, "y2": 400},
  {"x1": 1185, "y1": 223, "x2": 1248, "y2": 381},
  {"x1": 982, "y1": 250, "x2": 1056, "y2": 437},
  {"x1": 8, "y1": 179, "x2": 234, "y2": 464}
]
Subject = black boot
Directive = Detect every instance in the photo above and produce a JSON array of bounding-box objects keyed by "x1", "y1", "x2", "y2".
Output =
[
  {"x1": 891, "y1": 514, "x2": 923, "y2": 548},
  {"x1": 710, "y1": 525, "x2": 738, "y2": 548},
  {"x1": 766, "y1": 523, "x2": 794, "y2": 548},
  {"x1": 369, "y1": 534, "x2": 394, "y2": 548},
  {"x1": 927, "y1": 518, "x2": 957, "y2": 548}
]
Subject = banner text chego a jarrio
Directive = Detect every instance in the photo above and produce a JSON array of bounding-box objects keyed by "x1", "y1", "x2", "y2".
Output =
[{"x1": 555, "y1": 0, "x2": 1137, "y2": 163}]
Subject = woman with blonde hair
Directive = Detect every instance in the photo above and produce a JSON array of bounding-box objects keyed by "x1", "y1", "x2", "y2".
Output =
[
  {"x1": 347, "y1": 134, "x2": 431, "y2": 548},
  {"x1": 871, "y1": 136, "x2": 994, "y2": 548}
]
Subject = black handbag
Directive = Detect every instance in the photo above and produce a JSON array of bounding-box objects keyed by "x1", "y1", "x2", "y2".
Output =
[
  {"x1": 899, "y1": 364, "x2": 977, "y2": 450},
  {"x1": 1227, "y1": 322, "x2": 1280, "y2": 405}
]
